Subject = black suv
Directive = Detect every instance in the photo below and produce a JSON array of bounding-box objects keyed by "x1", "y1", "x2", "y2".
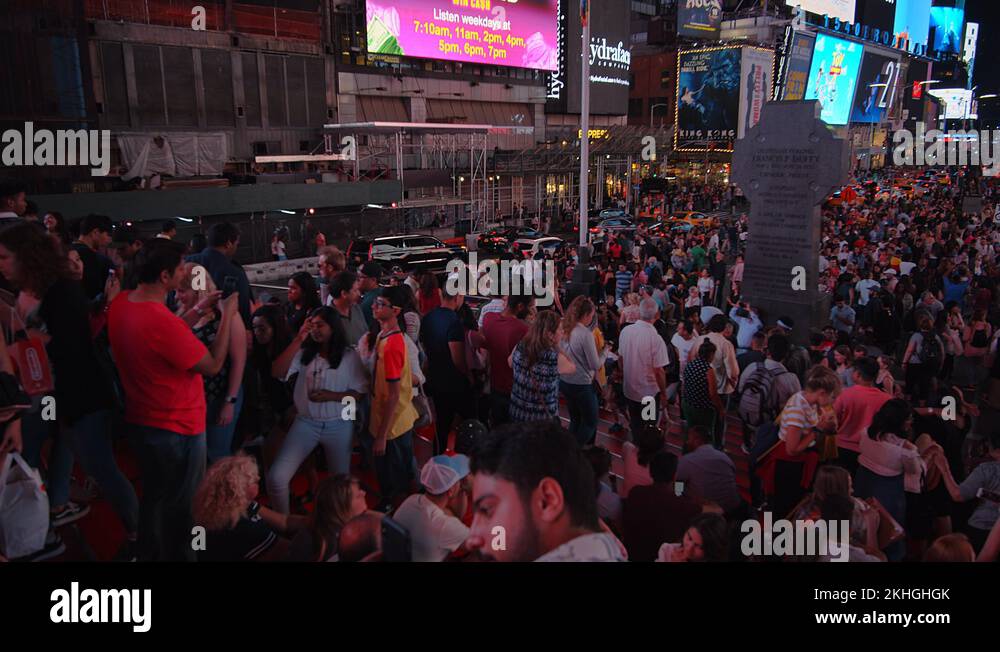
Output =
[{"x1": 346, "y1": 234, "x2": 466, "y2": 273}]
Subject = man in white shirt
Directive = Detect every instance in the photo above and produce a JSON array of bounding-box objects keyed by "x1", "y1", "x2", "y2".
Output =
[
  {"x1": 619, "y1": 298, "x2": 671, "y2": 436},
  {"x1": 671, "y1": 319, "x2": 697, "y2": 379},
  {"x1": 393, "y1": 455, "x2": 471, "y2": 562}
]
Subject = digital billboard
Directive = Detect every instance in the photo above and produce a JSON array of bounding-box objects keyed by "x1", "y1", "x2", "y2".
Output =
[
  {"x1": 893, "y1": 0, "x2": 931, "y2": 50},
  {"x1": 782, "y1": 32, "x2": 816, "y2": 101},
  {"x1": 675, "y1": 47, "x2": 741, "y2": 151},
  {"x1": 678, "y1": 0, "x2": 723, "y2": 40},
  {"x1": 783, "y1": 1, "x2": 857, "y2": 23},
  {"x1": 738, "y1": 48, "x2": 774, "y2": 139},
  {"x1": 929, "y1": 6, "x2": 964, "y2": 54},
  {"x1": 929, "y1": 88, "x2": 975, "y2": 119},
  {"x1": 850, "y1": 51, "x2": 900, "y2": 123},
  {"x1": 804, "y1": 34, "x2": 863, "y2": 126},
  {"x1": 564, "y1": 0, "x2": 632, "y2": 115},
  {"x1": 365, "y1": 0, "x2": 559, "y2": 70}
]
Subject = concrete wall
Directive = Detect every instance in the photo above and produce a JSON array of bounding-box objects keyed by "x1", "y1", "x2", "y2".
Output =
[{"x1": 32, "y1": 180, "x2": 403, "y2": 221}]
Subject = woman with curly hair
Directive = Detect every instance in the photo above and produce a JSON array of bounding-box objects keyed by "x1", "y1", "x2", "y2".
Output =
[{"x1": 193, "y1": 453, "x2": 306, "y2": 561}]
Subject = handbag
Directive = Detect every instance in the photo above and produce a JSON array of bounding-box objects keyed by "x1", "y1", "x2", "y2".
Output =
[{"x1": 0, "y1": 453, "x2": 50, "y2": 559}]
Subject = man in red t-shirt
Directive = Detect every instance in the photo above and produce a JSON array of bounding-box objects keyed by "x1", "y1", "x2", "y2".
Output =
[
  {"x1": 833, "y1": 357, "x2": 890, "y2": 475},
  {"x1": 108, "y1": 239, "x2": 238, "y2": 561},
  {"x1": 474, "y1": 295, "x2": 532, "y2": 427}
]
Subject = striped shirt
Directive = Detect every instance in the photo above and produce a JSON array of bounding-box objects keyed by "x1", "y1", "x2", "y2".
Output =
[
  {"x1": 777, "y1": 392, "x2": 819, "y2": 447},
  {"x1": 615, "y1": 271, "x2": 633, "y2": 299}
]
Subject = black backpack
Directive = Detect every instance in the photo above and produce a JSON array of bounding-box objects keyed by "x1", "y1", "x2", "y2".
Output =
[
  {"x1": 919, "y1": 332, "x2": 943, "y2": 371},
  {"x1": 738, "y1": 364, "x2": 792, "y2": 428}
]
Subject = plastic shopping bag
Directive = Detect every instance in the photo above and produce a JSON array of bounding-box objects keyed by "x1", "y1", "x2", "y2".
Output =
[{"x1": 0, "y1": 453, "x2": 50, "y2": 559}]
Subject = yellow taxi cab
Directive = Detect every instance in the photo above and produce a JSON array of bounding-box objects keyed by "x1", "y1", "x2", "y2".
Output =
[{"x1": 664, "y1": 211, "x2": 717, "y2": 228}]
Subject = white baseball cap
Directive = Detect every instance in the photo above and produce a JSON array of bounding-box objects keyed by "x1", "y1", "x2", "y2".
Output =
[{"x1": 420, "y1": 455, "x2": 471, "y2": 495}]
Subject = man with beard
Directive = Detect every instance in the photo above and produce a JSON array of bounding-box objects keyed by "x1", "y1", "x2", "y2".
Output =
[{"x1": 465, "y1": 421, "x2": 625, "y2": 562}]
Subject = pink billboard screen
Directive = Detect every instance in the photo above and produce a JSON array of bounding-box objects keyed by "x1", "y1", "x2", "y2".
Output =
[{"x1": 366, "y1": 0, "x2": 559, "y2": 71}]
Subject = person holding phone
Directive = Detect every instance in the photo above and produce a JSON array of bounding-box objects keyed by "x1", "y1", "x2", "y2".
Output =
[
  {"x1": 186, "y1": 222, "x2": 252, "y2": 325},
  {"x1": 176, "y1": 263, "x2": 248, "y2": 466},
  {"x1": 267, "y1": 306, "x2": 368, "y2": 514}
]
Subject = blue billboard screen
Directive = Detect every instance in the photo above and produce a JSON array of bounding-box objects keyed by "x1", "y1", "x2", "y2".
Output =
[{"x1": 804, "y1": 34, "x2": 863, "y2": 126}]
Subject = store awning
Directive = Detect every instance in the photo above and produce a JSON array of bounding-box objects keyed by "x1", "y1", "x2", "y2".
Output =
[
  {"x1": 357, "y1": 95, "x2": 410, "y2": 123},
  {"x1": 426, "y1": 99, "x2": 533, "y2": 127}
]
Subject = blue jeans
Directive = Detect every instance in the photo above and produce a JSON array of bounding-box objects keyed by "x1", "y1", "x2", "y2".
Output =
[
  {"x1": 361, "y1": 429, "x2": 414, "y2": 505},
  {"x1": 20, "y1": 401, "x2": 73, "y2": 508},
  {"x1": 128, "y1": 424, "x2": 206, "y2": 562},
  {"x1": 266, "y1": 416, "x2": 354, "y2": 514},
  {"x1": 560, "y1": 381, "x2": 598, "y2": 446},
  {"x1": 206, "y1": 386, "x2": 245, "y2": 465},
  {"x1": 64, "y1": 410, "x2": 139, "y2": 535}
]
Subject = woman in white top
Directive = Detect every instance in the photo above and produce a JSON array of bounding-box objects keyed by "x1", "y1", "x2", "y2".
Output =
[
  {"x1": 271, "y1": 232, "x2": 287, "y2": 261},
  {"x1": 853, "y1": 399, "x2": 923, "y2": 561},
  {"x1": 267, "y1": 307, "x2": 368, "y2": 514}
]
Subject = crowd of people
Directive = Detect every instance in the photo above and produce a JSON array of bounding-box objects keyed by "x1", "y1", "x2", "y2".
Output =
[{"x1": 1, "y1": 165, "x2": 999, "y2": 563}]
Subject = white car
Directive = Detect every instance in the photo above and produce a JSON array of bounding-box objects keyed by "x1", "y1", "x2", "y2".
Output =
[{"x1": 512, "y1": 236, "x2": 566, "y2": 257}]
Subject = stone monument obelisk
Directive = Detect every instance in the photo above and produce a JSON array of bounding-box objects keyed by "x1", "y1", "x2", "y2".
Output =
[{"x1": 731, "y1": 100, "x2": 850, "y2": 344}]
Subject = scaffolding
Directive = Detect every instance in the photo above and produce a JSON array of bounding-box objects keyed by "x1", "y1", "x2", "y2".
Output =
[{"x1": 323, "y1": 122, "x2": 493, "y2": 232}]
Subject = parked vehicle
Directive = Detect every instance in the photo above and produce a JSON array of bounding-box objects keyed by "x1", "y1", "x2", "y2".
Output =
[{"x1": 346, "y1": 234, "x2": 466, "y2": 273}]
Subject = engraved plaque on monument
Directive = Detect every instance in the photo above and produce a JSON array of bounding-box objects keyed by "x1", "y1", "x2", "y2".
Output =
[{"x1": 731, "y1": 100, "x2": 850, "y2": 344}]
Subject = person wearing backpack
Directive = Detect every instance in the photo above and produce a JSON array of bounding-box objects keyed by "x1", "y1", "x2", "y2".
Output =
[
  {"x1": 902, "y1": 314, "x2": 943, "y2": 407},
  {"x1": 737, "y1": 333, "x2": 801, "y2": 453}
]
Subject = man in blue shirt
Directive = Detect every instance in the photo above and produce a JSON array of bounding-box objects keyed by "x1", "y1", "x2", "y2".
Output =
[
  {"x1": 186, "y1": 222, "x2": 252, "y2": 326},
  {"x1": 420, "y1": 282, "x2": 472, "y2": 455},
  {"x1": 830, "y1": 298, "x2": 857, "y2": 336}
]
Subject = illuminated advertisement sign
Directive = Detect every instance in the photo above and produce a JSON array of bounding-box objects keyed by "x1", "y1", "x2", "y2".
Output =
[
  {"x1": 928, "y1": 88, "x2": 975, "y2": 120},
  {"x1": 675, "y1": 47, "x2": 741, "y2": 151},
  {"x1": 678, "y1": 0, "x2": 723, "y2": 40},
  {"x1": 893, "y1": 0, "x2": 931, "y2": 50},
  {"x1": 804, "y1": 34, "x2": 863, "y2": 126},
  {"x1": 784, "y1": 1, "x2": 857, "y2": 23},
  {"x1": 565, "y1": 0, "x2": 631, "y2": 114},
  {"x1": 782, "y1": 32, "x2": 816, "y2": 101},
  {"x1": 850, "y1": 51, "x2": 900, "y2": 123},
  {"x1": 738, "y1": 47, "x2": 774, "y2": 139},
  {"x1": 365, "y1": 0, "x2": 559, "y2": 70},
  {"x1": 930, "y1": 6, "x2": 964, "y2": 54}
]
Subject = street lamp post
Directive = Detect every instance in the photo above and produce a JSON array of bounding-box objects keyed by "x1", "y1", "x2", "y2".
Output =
[
  {"x1": 578, "y1": 0, "x2": 591, "y2": 252},
  {"x1": 650, "y1": 103, "x2": 670, "y2": 128}
]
